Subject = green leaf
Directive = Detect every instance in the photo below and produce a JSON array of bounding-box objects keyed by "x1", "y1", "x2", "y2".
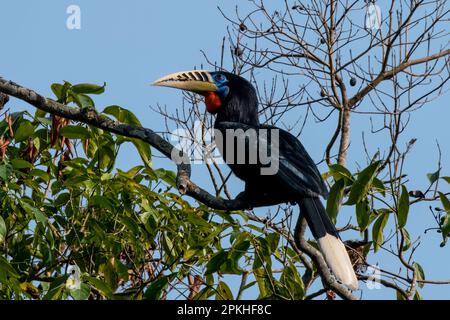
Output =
[
  {"x1": 0, "y1": 163, "x2": 13, "y2": 181},
  {"x1": 346, "y1": 161, "x2": 381, "y2": 205},
  {"x1": 21, "y1": 202, "x2": 48, "y2": 225},
  {"x1": 103, "y1": 105, "x2": 141, "y2": 126},
  {"x1": 280, "y1": 261, "x2": 304, "y2": 299},
  {"x1": 11, "y1": 159, "x2": 33, "y2": 169},
  {"x1": 54, "y1": 193, "x2": 70, "y2": 207},
  {"x1": 185, "y1": 214, "x2": 211, "y2": 230},
  {"x1": 154, "y1": 169, "x2": 176, "y2": 187},
  {"x1": 59, "y1": 126, "x2": 91, "y2": 139},
  {"x1": 30, "y1": 169, "x2": 50, "y2": 182},
  {"x1": 0, "y1": 216, "x2": 6, "y2": 244},
  {"x1": 130, "y1": 138, "x2": 152, "y2": 167},
  {"x1": 96, "y1": 143, "x2": 116, "y2": 170},
  {"x1": 205, "y1": 250, "x2": 228, "y2": 275},
  {"x1": 216, "y1": 281, "x2": 233, "y2": 300},
  {"x1": 413, "y1": 262, "x2": 425, "y2": 289},
  {"x1": 396, "y1": 290, "x2": 406, "y2": 300},
  {"x1": 71, "y1": 83, "x2": 105, "y2": 95},
  {"x1": 111, "y1": 258, "x2": 129, "y2": 280},
  {"x1": 326, "y1": 179, "x2": 345, "y2": 224},
  {"x1": 438, "y1": 192, "x2": 450, "y2": 237},
  {"x1": 15, "y1": 121, "x2": 35, "y2": 142},
  {"x1": 231, "y1": 239, "x2": 250, "y2": 262},
  {"x1": 220, "y1": 258, "x2": 242, "y2": 275},
  {"x1": 427, "y1": 169, "x2": 440, "y2": 185},
  {"x1": 51, "y1": 83, "x2": 64, "y2": 100},
  {"x1": 140, "y1": 209, "x2": 159, "y2": 234},
  {"x1": 239, "y1": 281, "x2": 257, "y2": 296},
  {"x1": 356, "y1": 200, "x2": 370, "y2": 231},
  {"x1": 70, "y1": 93, "x2": 95, "y2": 108},
  {"x1": 397, "y1": 185, "x2": 410, "y2": 228},
  {"x1": 0, "y1": 256, "x2": 19, "y2": 279},
  {"x1": 253, "y1": 268, "x2": 272, "y2": 299},
  {"x1": 70, "y1": 283, "x2": 91, "y2": 300},
  {"x1": 266, "y1": 233, "x2": 280, "y2": 253},
  {"x1": 442, "y1": 177, "x2": 450, "y2": 184},
  {"x1": 34, "y1": 209, "x2": 48, "y2": 225},
  {"x1": 102, "y1": 260, "x2": 118, "y2": 290},
  {"x1": 119, "y1": 215, "x2": 140, "y2": 235},
  {"x1": 372, "y1": 212, "x2": 389, "y2": 252},
  {"x1": 50, "y1": 82, "x2": 72, "y2": 103},
  {"x1": 162, "y1": 233, "x2": 175, "y2": 260},
  {"x1": 253, "y1": 237, "x2": 271, "y2": 269},
  {"x1": 144, "y1": 276, "x2": 171, "y2": 300},
  {"x1": 89, "y1": 195, "x2": 115, "y2": 211},
  {"x1": 372, "y1": 178, "x2": 386, "y2": 197},
  {"x1": 440, "y1": 192, "x2": 450, "y2": 212},
  {"x1": 401, "y1": 229, "x2": 412, "y2": 252},
  {"x1": 414, "y1": 290, "x2": 423, "y2": 300},
  {"x1": 36, "y1": 117, "x2": 52, "y2": 127},
  {"x1": 42, "y1": 275, "x2": 68, "y2": 300},
  {"x1": 42, "y1": 275, "x2": 69, "y2": 300},
  {"x1": 329, "y1": 164, "x2": 354, "y2": 181},
  {"x1": 86, "y1": 276, "x2": 114, "y2": 299},
  {"x1": 35, "y1": 109, "x2": 47, "y2": 119}
]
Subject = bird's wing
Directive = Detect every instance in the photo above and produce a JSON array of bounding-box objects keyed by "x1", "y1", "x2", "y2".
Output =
[
  {"x1": 261, "y1": 125, "x2": 328, "y2": 198},
  {"x1": 214, "y1": 122, "x2": 329, "y2": 198}
]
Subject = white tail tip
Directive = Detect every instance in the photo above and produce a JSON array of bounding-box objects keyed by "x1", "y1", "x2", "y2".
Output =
[{"x1": 318, "y1": 234, "x2": 359, "y2": 290}]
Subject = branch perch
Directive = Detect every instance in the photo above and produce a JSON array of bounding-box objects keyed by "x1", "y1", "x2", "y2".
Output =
[
  {"x1": 0, "y1": 78, "x2": 254, "y2": 210},
  {"x1": 0, "y1": 92, "x2": 9, "y2": 110},
  {"x1": 0, "y1": 77, "x2": 357, "y2": 300}
]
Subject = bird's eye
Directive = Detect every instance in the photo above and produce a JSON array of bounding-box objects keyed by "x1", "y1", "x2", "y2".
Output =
[{"x1": 215, "y1": 74, "x2": 226, "y2": 82}]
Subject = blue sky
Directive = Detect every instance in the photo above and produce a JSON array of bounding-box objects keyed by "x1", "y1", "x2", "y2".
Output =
[{"x1": 1, "y1": 1, "x2": 449, "y2": 299}]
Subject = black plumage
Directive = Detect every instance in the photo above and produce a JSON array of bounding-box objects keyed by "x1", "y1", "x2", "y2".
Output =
[
  {"x1": 154, "y1": 69, "x2": 359, "y2": 289},
  {"x1": 212, "y1": 72, "x2": 358, "y2": 289},
  {"x1": 213, "y1": 72, "x2": 328, "y2": 202}
]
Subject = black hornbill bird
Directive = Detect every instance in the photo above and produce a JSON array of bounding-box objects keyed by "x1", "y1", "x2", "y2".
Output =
[{"x1": 153, "y1": 70, "x2": 358, "y2": 290}]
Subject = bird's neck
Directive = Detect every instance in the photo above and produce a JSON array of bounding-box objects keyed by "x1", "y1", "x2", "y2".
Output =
[{"x1": 214, "y1": 95, "x2": 260, "y2": 126}]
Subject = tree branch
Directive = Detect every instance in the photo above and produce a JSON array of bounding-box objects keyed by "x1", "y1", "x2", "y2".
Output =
[
  {"x1": 0, "y1": 78, "x2": 262, "y2": 210},
  {"x1": 348, "y1": 49, "x2": 450, "y2": 108},
  {"x1": 0, "y1": 77, "x2": 359, "y2": 300},
  {"x1": 0, "y1": 92, "x2": 9, "y2": 111}
]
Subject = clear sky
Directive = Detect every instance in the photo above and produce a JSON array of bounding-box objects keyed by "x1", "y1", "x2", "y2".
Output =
[{"x1": 1, "y1": 1, "x2": 449, "y2": 299}]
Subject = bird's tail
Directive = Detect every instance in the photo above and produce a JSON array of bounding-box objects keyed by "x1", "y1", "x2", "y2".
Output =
[{"x1": 299, "y1": 197, "x2": 358, "y2": 290}]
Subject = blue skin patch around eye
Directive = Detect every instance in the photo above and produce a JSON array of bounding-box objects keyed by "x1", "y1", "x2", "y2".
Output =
[{"x1": 212, "y1": 74, "x2": 230, "y2": 99}]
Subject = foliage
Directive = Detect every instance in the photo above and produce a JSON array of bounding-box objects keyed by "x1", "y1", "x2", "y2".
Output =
[
  {"x1": 2, "y1": 82, "x2": 448, "y2": 300},
  {"x1": 0, "y1": 82, "x2": 305, "y2": 300}
]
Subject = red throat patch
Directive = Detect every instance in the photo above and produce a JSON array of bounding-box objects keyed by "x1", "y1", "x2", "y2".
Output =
[{"x1": 203, "y1": 92, "x2": 222, "y2": 113}]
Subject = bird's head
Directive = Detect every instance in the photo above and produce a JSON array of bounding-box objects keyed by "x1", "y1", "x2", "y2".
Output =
[{"x1": 153, "y1": 70, "x2": 259, "y2": 125}]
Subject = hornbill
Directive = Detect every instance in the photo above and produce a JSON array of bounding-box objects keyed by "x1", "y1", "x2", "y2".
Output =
[{"x1": 153, "y1": 70, "x2": 358, "y2": 290}]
